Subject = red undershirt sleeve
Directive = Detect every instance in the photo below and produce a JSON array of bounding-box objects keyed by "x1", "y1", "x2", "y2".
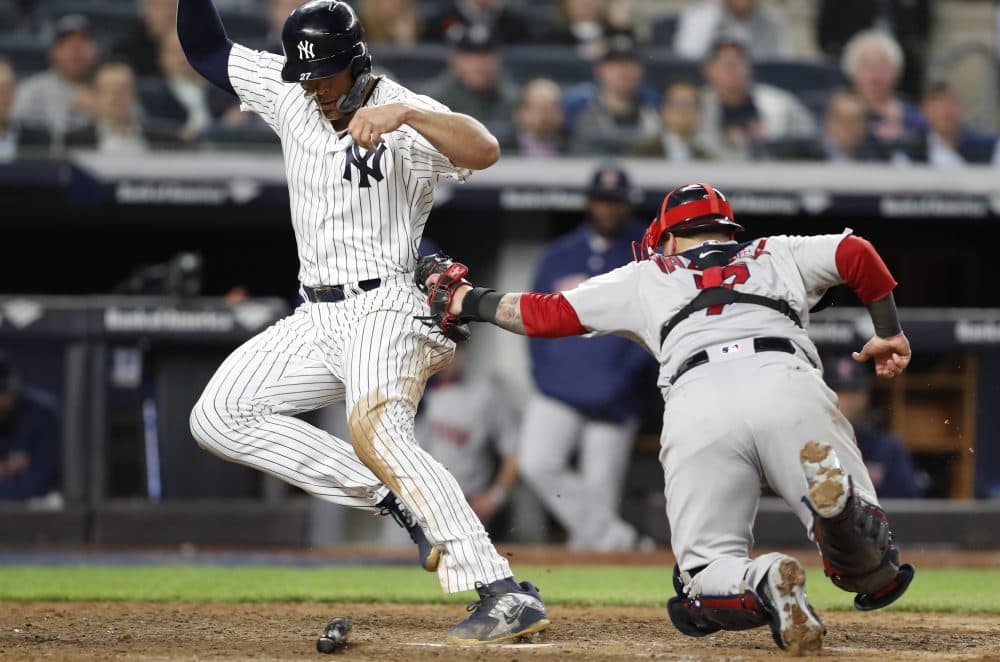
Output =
[
  {"x1": 834, "y1": 235, "x2": 897, "y2": 305},
  {"x1": 519, "y1": 292, "x2": 587, "y2": 338}
]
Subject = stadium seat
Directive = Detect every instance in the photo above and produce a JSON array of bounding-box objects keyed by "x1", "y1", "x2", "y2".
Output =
[
  {"x1": 373, "y1": 44, "x2": 449, "y2": 86},
  {"x1": 0, "y1": 34, "x2": 49, "y2": 76},
  {"x1": 502, "y1": 45, "x2": 594, "y2": 86},
  {"x1": 754, "y1": 59, "x2": 845, "y2": 97},
  {"x1": 650, "y1": 14, "x2": 679, "y2": 47},
  {"x1": 643, "y1": 50, "x2": 702, "y2": 92}
]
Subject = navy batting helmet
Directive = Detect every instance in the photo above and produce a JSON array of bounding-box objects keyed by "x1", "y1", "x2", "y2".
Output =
[{"x1": 280, "y1": 0, "x2": 372, "y2": 86}]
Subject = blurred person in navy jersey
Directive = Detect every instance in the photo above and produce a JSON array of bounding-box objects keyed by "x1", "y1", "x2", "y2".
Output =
[
  {"x1": 825, "y1": 356, "x2": 922, "y2": 499},
  {"x1": 694, "y1": 38, "x2": 815, "y2": 161},
  {"x1": 841, "y1": 30, "x2": 925, "y2": 154},
  {"x1": 10, "y1": 15, "x2": 98, "y2": 144},
  {"x1": 112, "y1": 0, "x2": 180, "y2": 76},
  {"x1": 0, "y1": 354, "x2": 61, "y2": 501},
  {"x1": 568, "y1": 33, "x2": 660, "y2": 155},
  {"x1": 674, "y1": 0, "x2": 792, "y2": 61},
  {"x1": 518, "y1": 164, "x2": 656, "y2": 551},
  {"x1": 628, "y1": 79, "x2": 710, "y2": 161},
  {"x1": 904, "y1": 82, "x2": 1000, "y2": 167},
  {"x1": 817, "y1": 0, "x2": 930, "y2": 101},
  {"x1": 423, "y1": 0, "x2": 534, "y2": 45},
  {"x1": 423, "y1": 24, "x2": 519, "y2": 129},
  {"x1": 416, "y1": 346, "x2": 520, "y2": 528},
  {"x1": 504, "y1": 78, "x2": 567, "y2": 157}
]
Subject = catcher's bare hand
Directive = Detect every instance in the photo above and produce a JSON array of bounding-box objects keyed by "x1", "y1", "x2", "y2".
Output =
[
  {"x1": 348, "y1": 103, "x2": 410, "y2": 151},
  {"x1": 852, "y1": 332, "x2": 911, "y2": 379}
]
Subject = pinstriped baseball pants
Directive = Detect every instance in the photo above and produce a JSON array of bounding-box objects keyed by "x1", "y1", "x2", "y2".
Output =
[{"x1": 190, "y1": 279, "x2": 512, "y2": 592}]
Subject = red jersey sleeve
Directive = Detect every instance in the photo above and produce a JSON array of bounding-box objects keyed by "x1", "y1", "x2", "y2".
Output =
[{"x1": 835, "y1": 235, "x2": 897, "y2": 305}]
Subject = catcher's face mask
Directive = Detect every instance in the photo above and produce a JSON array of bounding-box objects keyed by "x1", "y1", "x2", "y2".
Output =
[{"x1": 633, "y1": 183, "x2": 742, "y2": 260}]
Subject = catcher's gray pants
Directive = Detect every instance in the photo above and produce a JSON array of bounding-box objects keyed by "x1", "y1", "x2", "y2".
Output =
[
  {"x1": 519, "y1": 393, "x2": 641, "y2": 550},
  {"x1": 660, "y1": 352, "x2": 878, "y2": 595}
]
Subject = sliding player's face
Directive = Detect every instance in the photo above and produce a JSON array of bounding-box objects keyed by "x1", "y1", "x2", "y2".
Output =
[{"x1": 300, "y1": 68, "x2": 354, "y2": 119}]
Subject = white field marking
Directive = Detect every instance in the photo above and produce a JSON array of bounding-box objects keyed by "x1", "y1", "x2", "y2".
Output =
[{"x1": 405, "y1": 642, "x2": 558, "y2": 649}]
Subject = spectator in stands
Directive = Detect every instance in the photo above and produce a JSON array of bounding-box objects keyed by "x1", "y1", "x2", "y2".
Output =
[
  {"x1": 423, "y1": 0, "x2": 534, "y2": 45},
  {"x1": 824, "y1": 356, "x2": 922, "y2": 498},
  {"x1": 416, "y1": 346, "x2": 520, "y2": 528},
  {"x1": 542, "y1": 0, "x2": 633, "y2": 60},
  {"x1": 143, "y1": 32, "x2": 235, "y2": 143},
  {"x1": 10, "y1": 14, "x2": 97, "y2": 143},
  {"x1": 628, "y1": 79, "x2": 710, "y2": 161},
  {"x1": 66, "y1": 62, "x2": 174, "y2": 154},
  {"x1": 767, "y1": 89, "x2": 890, "y2": 162},
  {"x1": 904, "y1": 82, "x2": 1000, "y2": 167},
  {"x1": 568, "y1": 33, "x2": 660, "y2": 155},
  {"x1": 423, "y1": 24, "x2": 519, "y2": 128},
  {"x1": 112, "y1": 0, "x2": 178, "y2": 76},
  {"x1": 842, "y1": 30, "x2": 925, "y2": 153},
  {"x1": 0, "y1": 59, "x2": 17, "y2": 161},
  {"x1": 816, "y1": 0, "x2": 931, "y2": 101},
  {"x1": 0, "y1": 354, "x2": 61, "y2": 501},
  {"x1": 519, "y1": 164, "x2": 655, "y2": 551},
  {"x1": 674, "y1": 0, "x2": 792, "y2": 61},
  {"x1": 694, "y1": 38, "x2": 816, "y2": 161},
  {"x1": 504, "y1": 78, "x2": 566, "y2": 157},
  {"x1": 266, "y1": 0, "x2": 301, "y2": 53},
  {"x1": 358, "y1": 0, "x2": 421, "y2": 46}
]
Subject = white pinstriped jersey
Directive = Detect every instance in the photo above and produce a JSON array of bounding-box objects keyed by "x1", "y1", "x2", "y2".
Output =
[
  {"x1": 562, "y1": 231, "x2": 854, "y2": 390},
  {"x1": 227, "y1": 44, "x2": 469, "y2": 286}
]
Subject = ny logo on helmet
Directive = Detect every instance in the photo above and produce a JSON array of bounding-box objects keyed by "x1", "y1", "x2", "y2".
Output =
[{"x1": 298, "y1": 40, "x2": 315, "y2": 60}]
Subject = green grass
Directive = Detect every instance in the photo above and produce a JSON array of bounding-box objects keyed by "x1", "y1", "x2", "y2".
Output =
[{"x1": 0, "y1": 566, "x2": 997, "y2": 613}]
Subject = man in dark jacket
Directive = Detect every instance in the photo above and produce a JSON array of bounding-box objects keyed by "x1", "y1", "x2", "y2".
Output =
[
  {"x1": 518, "y1": 164, "x2": 656, "y2": 550},
  {"x1": 0, "y1": 354, "x2": 61, "y2": 500}
]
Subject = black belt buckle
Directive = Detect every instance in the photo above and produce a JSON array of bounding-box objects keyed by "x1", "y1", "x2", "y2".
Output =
[{"x1": 304, "y1": 278, "x2": 381, "y2": 303}]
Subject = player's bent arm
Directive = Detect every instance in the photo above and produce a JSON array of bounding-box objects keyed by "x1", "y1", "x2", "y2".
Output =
[
  {"x1": 834, "y1": 235, "x2": 912, "y2": 378},
  {"x1": 402, "y1": 107, "x2": 500, "y2": 170},
  {"x1": 177, "y1": 0, "x2": 236, "y2": 96}
]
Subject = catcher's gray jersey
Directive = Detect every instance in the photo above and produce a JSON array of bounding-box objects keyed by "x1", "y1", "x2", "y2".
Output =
[{"x1": 562, "y1": 231, "x2": 854, "y2": 391}]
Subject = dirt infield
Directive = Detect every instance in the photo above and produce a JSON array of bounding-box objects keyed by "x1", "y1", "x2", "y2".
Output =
[{"x1": 3, "y1": 602, "x2": 999, "y2": 661}]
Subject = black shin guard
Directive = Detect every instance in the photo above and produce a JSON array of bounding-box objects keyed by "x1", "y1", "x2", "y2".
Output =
[{"x1": 808, "y1": 492, "x2": 915, "y2": 609}]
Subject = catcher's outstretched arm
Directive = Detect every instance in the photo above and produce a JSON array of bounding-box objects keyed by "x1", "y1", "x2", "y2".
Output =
[{"x1": 457, "y1": 288, "x2": 587, "y2": 338}]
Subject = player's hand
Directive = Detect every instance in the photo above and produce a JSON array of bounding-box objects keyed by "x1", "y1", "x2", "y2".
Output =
[
  {"x1": 852, "y1": 332, "x2": 911, "y2": 379},
  {"x1": 347, "y1": 103, "x2": 411, "y2": 151},
  {"x1": 424, "y1": 273, "x2": 471, "y2": 316}
]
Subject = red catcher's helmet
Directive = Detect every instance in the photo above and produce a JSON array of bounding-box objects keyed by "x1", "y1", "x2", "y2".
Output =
[{"x1": 634, "y1": 183, "x2": 743, "y2": 260}]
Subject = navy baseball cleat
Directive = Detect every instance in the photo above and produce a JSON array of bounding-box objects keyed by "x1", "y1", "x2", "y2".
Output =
[
  {"x1": 447, "y1": 578, "x2": 551, "y2": 645},
  {"x1": 378, "y1": 493, "x2": 441, "y2": 572}
]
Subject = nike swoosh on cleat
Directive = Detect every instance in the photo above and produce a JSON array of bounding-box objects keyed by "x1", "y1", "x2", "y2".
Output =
[{"x1": 699, "y1": 250, "x2": 723, "y2": 258}]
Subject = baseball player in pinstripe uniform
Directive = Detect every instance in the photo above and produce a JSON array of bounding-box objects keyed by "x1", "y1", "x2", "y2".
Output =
[{"x1": 177, "y1": 0, "x2": 549, "y2": 644}]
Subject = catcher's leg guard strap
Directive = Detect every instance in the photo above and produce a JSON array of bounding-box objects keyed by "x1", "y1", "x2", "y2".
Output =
[
  {"x1": 667, "y1": 564, "x2": 770, "y2": 637},
  {"x1": 809, "y1": 494, "x2": 902, "y2": 595},
  {"x1": 668, "y1": 592, "x2": 771, "y2": 636}
]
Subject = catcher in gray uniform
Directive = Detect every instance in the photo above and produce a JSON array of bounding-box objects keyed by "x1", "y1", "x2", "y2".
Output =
[{"x1": 416, "y1": 183, "x2": 915, "y2": 655}]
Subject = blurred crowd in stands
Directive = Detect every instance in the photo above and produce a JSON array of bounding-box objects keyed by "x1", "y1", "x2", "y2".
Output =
[{"x1": 0, "y1": 0, "x2": 997, "y2": 166}]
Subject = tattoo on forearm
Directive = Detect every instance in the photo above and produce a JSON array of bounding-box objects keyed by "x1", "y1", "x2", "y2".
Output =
[{"x1": 495, "y1": 294, "x2": 526, "y2": 334}]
